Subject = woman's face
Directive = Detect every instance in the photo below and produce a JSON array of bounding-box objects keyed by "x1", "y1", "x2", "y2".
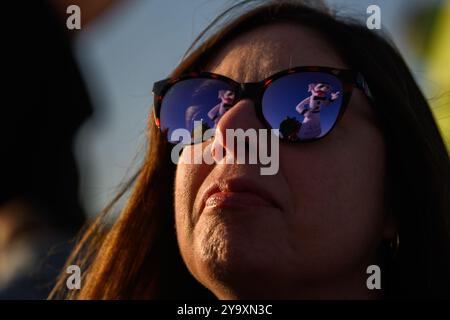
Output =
[{"x1": 174, "y1": 23, "x2": 394, "y2": 299}]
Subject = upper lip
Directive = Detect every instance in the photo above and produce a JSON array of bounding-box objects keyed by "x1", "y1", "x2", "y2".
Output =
[{"x1": 198, "y1": 178, "x2": 282, "y2": 214}]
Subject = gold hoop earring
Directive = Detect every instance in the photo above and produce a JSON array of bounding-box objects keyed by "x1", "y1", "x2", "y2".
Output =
[{"x1": 390, "y1": 233, "x2": 400, "y2": 258}]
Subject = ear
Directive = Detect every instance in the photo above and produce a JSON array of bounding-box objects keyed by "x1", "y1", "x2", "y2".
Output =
[
  {"x1": 218, "y1": 90, "x2": 225, "y2": 98},
  {"x1": 308, "y1": 83, "x2": 316, "y2": 92}
]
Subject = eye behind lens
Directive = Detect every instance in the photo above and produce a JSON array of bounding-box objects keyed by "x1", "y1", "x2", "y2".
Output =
[{"x1": 261, "y1": 72, "x2": 344, "y2": 142}]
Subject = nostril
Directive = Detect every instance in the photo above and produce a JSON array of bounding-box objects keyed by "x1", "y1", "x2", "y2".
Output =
[
  {"x1": 210, "y1": 131, "x2": 255, "y2": 165},
  {"x1": 211, "y1": 139, "x2": 227, "y2": 162}
]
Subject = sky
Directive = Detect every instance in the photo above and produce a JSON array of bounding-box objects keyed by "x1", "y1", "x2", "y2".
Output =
[{"x1": 72, "y1": 0, "x2": 440, "y2": 216}]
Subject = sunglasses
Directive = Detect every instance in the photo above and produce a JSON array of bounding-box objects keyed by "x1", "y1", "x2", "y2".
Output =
[{"x1": 152, "y1": 66, "x2": 372, "y2": 144}]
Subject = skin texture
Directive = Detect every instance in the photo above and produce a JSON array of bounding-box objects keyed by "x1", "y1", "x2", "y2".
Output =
[{"x1": 174, "y1": 23, "x2": 395, "y2": 299}]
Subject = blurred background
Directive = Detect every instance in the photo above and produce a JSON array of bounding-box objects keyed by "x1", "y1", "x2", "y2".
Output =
[
  {"x1": 1, "y1": 0, "x2": 448, "y2": 299},
  {"x1": 74, "y1": 0, "x2": 449, "y2": 217}
]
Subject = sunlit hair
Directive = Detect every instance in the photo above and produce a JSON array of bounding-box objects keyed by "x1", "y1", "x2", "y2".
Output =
[{"x1": 50, "y1": 0, "x2": 450, "y2": 299}]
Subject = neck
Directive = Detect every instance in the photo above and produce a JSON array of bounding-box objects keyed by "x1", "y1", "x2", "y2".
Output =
[{"x1": 212, "y1": 265, "x2": 382, "y2": 300}]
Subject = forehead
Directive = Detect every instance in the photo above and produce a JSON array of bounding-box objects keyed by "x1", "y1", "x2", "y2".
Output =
[{"x1": 204, "y1": 22, "x2": 347, "y2": 82}]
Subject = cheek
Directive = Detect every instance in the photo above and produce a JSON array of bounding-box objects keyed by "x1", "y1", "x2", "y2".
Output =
[
  {"x1": 279, "y1": 124, "x2": 386, "y2": 273},
  {"x1": 174, "y1": 146, "x2": 211, "y2": 265},
  {"x1": 175, "y1": 158, "x2": 203, "y2": 231}
]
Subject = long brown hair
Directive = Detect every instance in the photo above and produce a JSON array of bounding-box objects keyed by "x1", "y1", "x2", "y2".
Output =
[{"x1": 50, "y1": 0, "x2": 450, "y2": 299}]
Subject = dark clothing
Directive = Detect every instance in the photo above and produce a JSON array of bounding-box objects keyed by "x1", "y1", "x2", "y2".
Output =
[
  {"x1": 2, "y1": 1, "x2": 92, "y2": 231},
  {"x1": 1, "y1": 1, "x2": 93, "y2": 298}
]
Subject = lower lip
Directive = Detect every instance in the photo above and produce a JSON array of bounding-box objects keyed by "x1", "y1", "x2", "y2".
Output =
[{"x1": 204, "y1": 191, "x2": 274, "y2": 210}]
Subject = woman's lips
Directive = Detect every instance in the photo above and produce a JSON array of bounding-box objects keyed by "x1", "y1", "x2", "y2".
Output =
[
  {"x1": 198, "y1": 179, "x2": 282, "y2": 215},
  {"x1": 205, "y1": 191, "x2": 274, "y2": 209}
]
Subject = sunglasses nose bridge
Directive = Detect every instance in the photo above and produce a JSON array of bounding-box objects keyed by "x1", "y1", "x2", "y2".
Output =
[{"x1": 236, "y1": 82, "x2": 263, "y2": 105}]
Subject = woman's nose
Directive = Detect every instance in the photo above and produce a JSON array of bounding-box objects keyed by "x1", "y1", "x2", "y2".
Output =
[{"x1": 210, "y1": 99, "x2": 265, "y2": 162}]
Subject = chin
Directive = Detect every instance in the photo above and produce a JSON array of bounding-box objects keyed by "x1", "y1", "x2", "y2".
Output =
[
  {"x1": 192, "y1": 220, "x2": 283, "y2": 293},
  {"x1": 195, "y1": 252, "x2": 290, "y2": 299}
]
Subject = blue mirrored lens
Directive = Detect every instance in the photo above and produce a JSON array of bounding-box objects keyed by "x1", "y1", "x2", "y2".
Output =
[
  {"x1": 160, "y1": 78, "x2": 235, "y2": 143},
  {"x1": 262, "y1": 72, "x2": 344, "y2": 141}
]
